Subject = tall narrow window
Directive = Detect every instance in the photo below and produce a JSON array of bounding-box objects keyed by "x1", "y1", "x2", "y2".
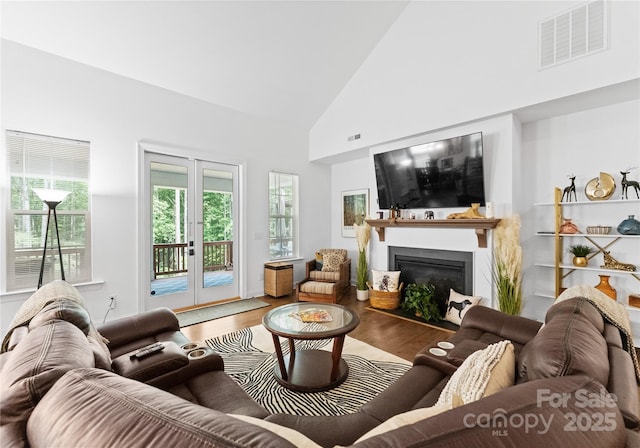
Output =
[
  {"x1": 268, "y1": 172, "x2": 298, "y2": 259},
  {"x1": 6, "y1": 130, "x2": 91, "y2": 291}
]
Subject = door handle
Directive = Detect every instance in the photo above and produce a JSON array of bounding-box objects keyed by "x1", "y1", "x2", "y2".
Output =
[{"x1": 189, "y1": 241, "x2": 195, "y2": 256}]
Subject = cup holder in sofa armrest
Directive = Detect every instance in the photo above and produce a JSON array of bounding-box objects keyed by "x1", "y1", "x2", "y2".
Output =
[{"x1": 111, "y1": 341, "x2": 188, "y2": 382}]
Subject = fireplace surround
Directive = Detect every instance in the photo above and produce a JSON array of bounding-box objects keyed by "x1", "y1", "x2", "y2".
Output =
[{"x1": 389, "y1": 246, "x2": 473, "y2": 315}]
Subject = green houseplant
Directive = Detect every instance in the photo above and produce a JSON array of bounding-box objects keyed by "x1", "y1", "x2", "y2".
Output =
[
  {"x1": 569, "y1": 244, "x2": 594, "y2": 267},
  {"x1": 402, "y1": 283, "x2": 441, "y2": 322}
]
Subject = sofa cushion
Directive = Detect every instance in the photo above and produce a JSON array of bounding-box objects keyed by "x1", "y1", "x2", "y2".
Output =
[
  {"x1": 309, "y1": 270, "x2": 340, "y2": 282},
  {"x1": 437, "y1": 339, "x2": 514, "y2": 406},
  {"x1": 444, "y1": 289, "x2": 481, "y2": 326},
  {"x1": 355, "y1": 402, "x2": 454, "y2": 442},
  {"x1": 231, "y1": 415, "x2": 322, "y2": 448},
  {"x1": 28, "y1": 368, "x2": 297, "y2": 448},
  {"x1": 518, "y1": 297, "x2": 609, "y2": 386},
  {"x1": 322, "y1": 252, "x2": 345, "y2": 272},
  {"x1": 1, "y1": 320, "x2": 95, "y2": 447}
]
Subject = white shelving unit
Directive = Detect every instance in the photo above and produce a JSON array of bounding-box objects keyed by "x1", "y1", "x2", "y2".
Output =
[{"x1": 534, "y1": 188, "x2": 640, "y2": 306}]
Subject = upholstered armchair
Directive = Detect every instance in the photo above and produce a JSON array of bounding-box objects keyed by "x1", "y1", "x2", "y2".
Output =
[{"x1": 296, "y1": 248, "x2": 351, "y2": 303}]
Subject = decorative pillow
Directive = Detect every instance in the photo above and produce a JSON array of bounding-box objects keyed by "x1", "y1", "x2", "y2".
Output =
[
  {"x1": 436, "y1": 339, "x2": 515, "y2": 406},
  {"x1": 444, "y1": 289, "x2": 481, "y2": 325},
  {"x1": 321, "y1": 252, "x2": 344, "y2": 272},
  {"x1": 314, "y1": 252, "x2": 324, "y2": 271},
  {"x1": 371, "y1": 270, "x2": 401, "y2": 292},
  {"x1": 355, "y1": 402, "x2": 454, "y2": 442},
  {"x1": 230, "y1": 414, "x2": 322, "y2": 448}
]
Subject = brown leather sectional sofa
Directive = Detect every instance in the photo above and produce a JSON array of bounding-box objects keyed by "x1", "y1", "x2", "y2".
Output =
[{"x1": 1, "y1": 281, "x2": 639, "y2": 447}]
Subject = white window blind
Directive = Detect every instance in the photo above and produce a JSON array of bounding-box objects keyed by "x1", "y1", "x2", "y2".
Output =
[
  {"x1": 6, "y1": 130, "x2": 92, "y2": 291},
  {"x1": 268, "y1": 172, "x2": 298, "y2": 259}
]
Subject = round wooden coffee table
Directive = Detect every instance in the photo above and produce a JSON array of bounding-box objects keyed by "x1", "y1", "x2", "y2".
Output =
[{"x1": 262, "y1": 302, "x2": 360, "y2": 392}]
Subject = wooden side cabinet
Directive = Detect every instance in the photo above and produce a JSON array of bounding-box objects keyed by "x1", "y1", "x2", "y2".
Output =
[{"x1": 264, "y1": 262, "x2": 293, "y2": 297}]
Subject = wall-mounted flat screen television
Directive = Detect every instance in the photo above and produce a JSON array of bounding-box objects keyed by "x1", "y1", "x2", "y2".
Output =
[{"x1": 374, "y1": 132, "x2": 486, "y2": 209}]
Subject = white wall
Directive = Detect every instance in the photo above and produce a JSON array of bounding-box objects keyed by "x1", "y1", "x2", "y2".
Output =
[
  {"x1": 331, "y1": 114, "x2": 520, "y2": 306},
  {"x1": 311, "y1": 0, "x2": 639, "y2": 160},
  {"x1": 0, "y1": 41, "x2": 331, "y2": 336}
]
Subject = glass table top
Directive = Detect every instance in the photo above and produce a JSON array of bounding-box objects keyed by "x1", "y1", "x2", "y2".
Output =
[{"x1": 262, "y1": 303, "x2": 359, "y2": 339}]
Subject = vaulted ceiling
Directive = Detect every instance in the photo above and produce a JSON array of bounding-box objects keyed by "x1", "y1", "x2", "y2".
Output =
[{"x1": 1, "y1": 1, "x2": 409, "y2": 129}]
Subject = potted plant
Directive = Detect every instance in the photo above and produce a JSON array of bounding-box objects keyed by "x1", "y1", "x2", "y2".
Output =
[
  {"x1": 354, "y1": 220, "x2": 371, "y2": 301},
  {"x1": 492, "y1": 215, "x2": 523, "y2": 316},
  {"x1": 569, "y1": 244, "x2": 594, "y2": 267},
  {"x1": 402, "y1": 283, "x2": 441, "y2": 322}
]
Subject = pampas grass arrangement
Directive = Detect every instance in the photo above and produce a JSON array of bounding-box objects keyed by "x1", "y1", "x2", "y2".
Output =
[
  {"x1": 493, "y1": 214, "x2": 523, "y2": 315},
  {"x1": 354, "y1": 220, "x2": 371, "y2": 291}
]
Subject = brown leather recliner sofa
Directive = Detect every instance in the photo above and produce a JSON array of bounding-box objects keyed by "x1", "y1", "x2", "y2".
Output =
[{"x1": 1, "y1": 281, "x2": 639, "y2": 447}]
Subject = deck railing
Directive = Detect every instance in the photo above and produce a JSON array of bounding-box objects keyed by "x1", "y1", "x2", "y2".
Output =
[{"x1": 153, "y1": 241, "x2": 232, "y2": 278}]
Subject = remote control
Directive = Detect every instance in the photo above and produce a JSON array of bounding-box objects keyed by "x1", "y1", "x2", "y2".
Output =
[{"x1": 130, "y1": 343, "x2": 165, "y2": 359}]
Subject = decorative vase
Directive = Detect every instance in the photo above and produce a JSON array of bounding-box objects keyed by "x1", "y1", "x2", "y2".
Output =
[
  {"x1": 617, "y1": 215, "x2": 640, "y2": 235},
  {"x1": 572, "y1": 256, "x2": 588, "y2": 267},
  {"x1": 356, "y1": 289, "x2": 369, "y2": 302},
  {"x1": 594, "y1": 275, "x2": 617, "y2": 300},
  {"x1": 560, "y1": 218, "x2": 579, "y2": 234}
]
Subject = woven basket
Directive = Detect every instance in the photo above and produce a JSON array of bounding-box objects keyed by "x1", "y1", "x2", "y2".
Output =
[{"x1": 367, "y1": 282, "x2": 404, "y2": 310}]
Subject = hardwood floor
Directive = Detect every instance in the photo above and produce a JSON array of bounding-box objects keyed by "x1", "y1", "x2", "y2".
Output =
[{"x1": 180, "y1": 287, "x2": 452, "y2": 362}]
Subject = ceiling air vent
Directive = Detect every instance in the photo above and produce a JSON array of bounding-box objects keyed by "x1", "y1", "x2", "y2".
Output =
[{"x1": 539, "y1": 0, "x2": 607, "y2": 69}]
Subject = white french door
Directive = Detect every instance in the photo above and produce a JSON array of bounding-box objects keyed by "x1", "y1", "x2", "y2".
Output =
[{"x1": 143, "y1": 151, "x2": 239, "y2": 311}]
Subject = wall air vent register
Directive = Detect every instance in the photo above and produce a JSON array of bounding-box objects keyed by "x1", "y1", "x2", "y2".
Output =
[{"x1": 539, "y1": 0, "x2": 607, "y2": 69}]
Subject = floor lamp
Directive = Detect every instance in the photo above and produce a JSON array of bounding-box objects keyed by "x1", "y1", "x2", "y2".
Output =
[{"x1": 34, "y1": 189, "x2": 70, "y2": 289}]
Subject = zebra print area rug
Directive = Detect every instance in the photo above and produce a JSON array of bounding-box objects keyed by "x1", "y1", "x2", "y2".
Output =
[{"x1": 206, "y1": 325, "x2": 411, "y2": 416}]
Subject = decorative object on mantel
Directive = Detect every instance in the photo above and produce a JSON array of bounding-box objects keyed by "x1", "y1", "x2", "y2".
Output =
[
  {"x1": 617, "y1": 215, "x2": 640, "y2": 235},
  {"x1": 446, "y1": 203, "x2": 485, "y2": 219},
  {"x1": 561, "y1": 175, "x2": 577, "y2": 202},
  {"x1": 594, "y1": 274, "x2": 616, "y2": 300},
  {"x1": 354, "y1": 219, "x2": 371, "y2": 301},
  {"x1": 559, "y1": 218, "x2": 579, "y2": 234},
  {"x1": 492, "y1": 215, "x2": 523, "y2": 316},
  {"x1": 569, "y1": 244, "x2": 594, "y2": 267},
  {"x1": 601, "y1": 251, "x2": 637, "y2": 272},
  {"x1": 620, "y1": 168, "x2": 639, "y2": 200},
  {"x1": 629, "y1": 294, "x2": 640, "y2": 308},
  {"x1": 584, "y1": 171, "x2": 616, "y2": 201}
]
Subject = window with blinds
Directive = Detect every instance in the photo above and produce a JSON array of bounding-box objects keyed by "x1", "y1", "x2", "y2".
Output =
[
  {"x1": 268, "y1": 172, "x2": 298, "y2": 260},
  {"x1": 6, "y1": 130, "x2": 92, "y2": 291}
]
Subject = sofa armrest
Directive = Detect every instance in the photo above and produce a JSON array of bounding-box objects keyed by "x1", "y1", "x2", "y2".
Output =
[
  {"x1": 146, "y1": 349, "x2": 225, "y2": 390},
  {"x1": 458, "y1": 305, "x2": 542, "y2": 347},
  {"x1": 305, "y1": 259, "x2": 316, "y2": 278},
  {"x1": 111, "y1": 341, "x2": 188, "y2": 382},
  {"x1": 608, "y1": 345, "x2": 640, "y2": 429},
  {"x1": 339, "y1": 258, "x2": 351, "y2": 284},
  {"x1": 96, "y1": 307, "x2": 181, "y2": 349},
  {"x1": 352, "y1": 375, "x2": 627, "y2": 448}
]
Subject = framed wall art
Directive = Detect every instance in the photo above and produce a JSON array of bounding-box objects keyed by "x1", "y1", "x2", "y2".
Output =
[{"x1": 341, "y1": 189, "x2": 369, "y2": 237}]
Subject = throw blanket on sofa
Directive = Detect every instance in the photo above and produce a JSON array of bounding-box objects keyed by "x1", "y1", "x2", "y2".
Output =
[
  {"x1": 555, "y1": 285, "x2": 640, "y2": 382},
  {"x1": 1, "y1": 280, "x2": 107, "y2": 353}
]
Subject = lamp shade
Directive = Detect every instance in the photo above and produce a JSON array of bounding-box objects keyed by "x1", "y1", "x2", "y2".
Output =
[{"x1": 33, "y1": 188, "x2": 71, "y2": 203}]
